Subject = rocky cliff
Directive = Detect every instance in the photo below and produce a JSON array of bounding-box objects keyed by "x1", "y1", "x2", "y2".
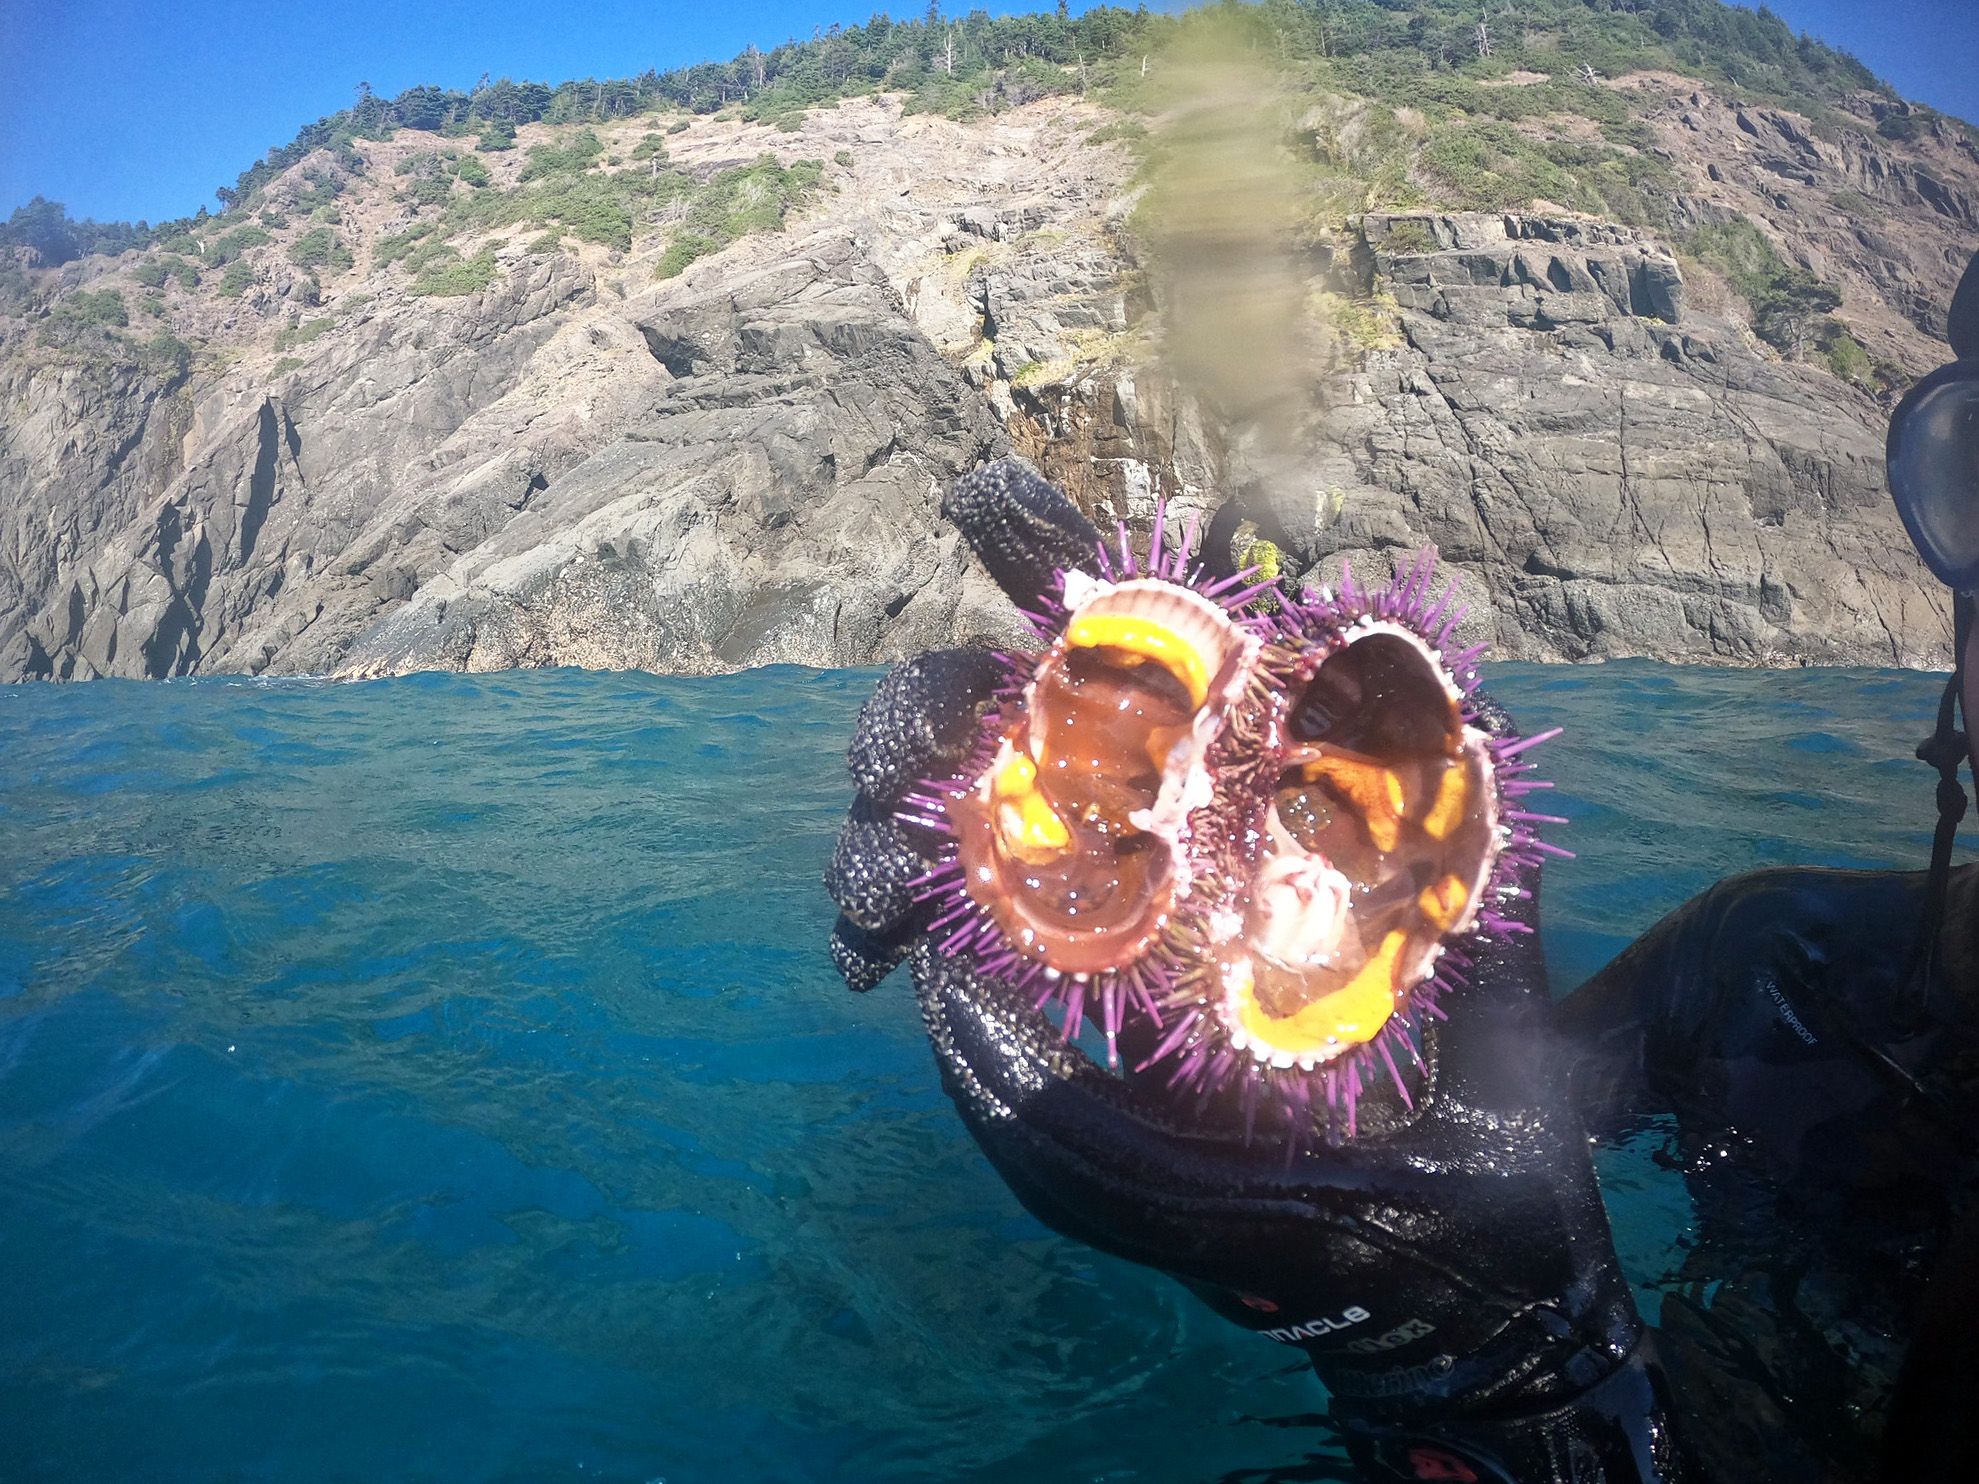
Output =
[{"x1": 2, "y1": 77, "x2": 1974, "y2": 682}]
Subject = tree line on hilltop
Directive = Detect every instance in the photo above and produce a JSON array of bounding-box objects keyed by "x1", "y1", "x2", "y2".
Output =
[{"x1": 1, "y1": 0, "x2": 1903, "y2": 270}]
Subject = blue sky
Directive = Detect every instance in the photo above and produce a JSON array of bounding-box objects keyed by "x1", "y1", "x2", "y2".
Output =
[{"x1": 2, "y1": 0, "x2": 1976, "y2": 225}]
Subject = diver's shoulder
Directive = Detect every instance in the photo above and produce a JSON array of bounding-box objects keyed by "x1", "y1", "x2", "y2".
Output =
[
  {"x1": 1684, "y1": 862, "x2": 1940, "y2": 925},
  {"x1": 1599, "y1": 863, "x2": 1944, "y2": 987}
]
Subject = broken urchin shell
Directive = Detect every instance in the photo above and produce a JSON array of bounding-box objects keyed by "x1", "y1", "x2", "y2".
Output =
[
  {"x1": 1145, "y1": 552, "x2": 1566, "y2": 1141},
  {"x1": 898, "y1": 509, "x2": 1278, "y2": 1067},
  {"x1": 897, "y1": 513, "x2": 1562, "y2": 1142}
]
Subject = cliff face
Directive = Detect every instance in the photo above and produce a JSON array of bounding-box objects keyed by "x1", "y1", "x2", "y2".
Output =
[
  {"x1": 1, "y1": 80, "x2": 1972, "y2": 682},
  {"x1": 1272, "y1": 212, "x2": 1939, "y2": 665}
]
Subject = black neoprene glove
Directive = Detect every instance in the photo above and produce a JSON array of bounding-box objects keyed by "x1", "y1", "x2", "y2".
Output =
[{"x1": 827, "y1": 461, "x2": 1691, "y2": 1484}]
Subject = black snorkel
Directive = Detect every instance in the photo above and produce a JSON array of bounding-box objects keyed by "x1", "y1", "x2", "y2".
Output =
[{"x1": 1886, "y1": 247, "x2": 1979, "y2": 1028}]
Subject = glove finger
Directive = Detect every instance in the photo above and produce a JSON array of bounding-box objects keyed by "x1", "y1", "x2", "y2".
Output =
[
  {"x1": 848, "y1": 646, "x2": 1012, "y2": 807},
  {"x1": 829, "y1": 913, "x2": 911, "y2": 992},
  {"x1": 825, "y1": 794, "x2": 937, "y2": 932},
  {"x1": 943, "y1": 458, "x2": 1103, "y2": 615}
]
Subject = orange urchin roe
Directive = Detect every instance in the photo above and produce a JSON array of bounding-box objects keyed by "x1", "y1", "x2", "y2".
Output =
[
  {"x1": 951, "y1": 592, "x2": 1242, "y2": 979},
  {"x1": 1219, "y1": 628, "x2": 1497, "y2": 1065}
]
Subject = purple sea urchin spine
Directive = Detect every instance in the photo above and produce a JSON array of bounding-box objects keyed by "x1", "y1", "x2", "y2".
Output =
[
  {"x1": 897, "y1": 521, "x2": 1559, "y2": 1145},
  {"x1": 1147, "y1": 548, "x2": 1562, "y2": 1145}
]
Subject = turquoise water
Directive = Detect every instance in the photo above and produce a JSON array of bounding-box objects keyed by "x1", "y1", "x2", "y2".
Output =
[{"x1": 0, "y1": 662, "x2": 1968, "y2": 1482}]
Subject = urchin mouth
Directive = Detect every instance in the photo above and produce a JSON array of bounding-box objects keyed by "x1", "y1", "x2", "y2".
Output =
[{"x1": 1206, "y1": 619, "x2": 1500, "y2": 1072}]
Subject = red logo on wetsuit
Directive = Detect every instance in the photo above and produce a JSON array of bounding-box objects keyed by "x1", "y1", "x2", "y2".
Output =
[{"x1": 1406, "y1": 1445, "x2": 1480, "y2": 1482}]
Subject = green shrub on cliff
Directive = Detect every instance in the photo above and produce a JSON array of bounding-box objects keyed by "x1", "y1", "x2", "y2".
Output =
[
  {"x1": 520, "y1": 130, "x2": 605, "y2": 181},
  {"x1": 651, "y1": 155, "x2": 825, "y2": 275},
  {"x1": 434, "y1": 152, "x2": 670, "y2": 250},
  {"x1": 1416, "y1": 125, "x2": 1564, "y2": 212},
  {"x1": 1684, "y1": 216, "x2": 1842, "y2": 355},
  {"x1": 512, "y1": 175, "x2": 642, "y2": 247},
  {"x1": 409, "y1": 248, "x2": 499, "y2": 296},
  {"x1": 1383, "y1": 220, "x2": 1438, "y2": 255},
  {"x1": 1327, "y1": 288, "x2": 1405, "y2": 350},
  {"x1": 395, "y1": 145, "x2": 828, "y2": 267},
  {"x1": 401, "y1": 239, "x2": 459, "y2": 274},
  {"x1": 373, "y1": 225, "x2": 434, "y2": 268},
  {"x1": 274, "y1": 317, "x2": 334, "y2": 349},
  {"x1": 50, "y1": 288, "x2": 128, "y2": 329},
  {"x1": 145, "y1": 332, "x2": 193, "y2": 374},
  {"x1": 1825, "y1": 328, "x2": 1871, "y2": 385},
  {"x1": 290, "y1": 169, "x2": 347, "y2": 212},
  {"x1": 287, "y1": 228, "x2": 353, "y2": 271},
  {"x1": 135, "y1": 254, "x2": 199, "y2": 289},
  {"x1": 655, "y1": 231, "x2": 719, "y2": 279},
  {"x1": 406, "y1": 175, "x2": 454, "y2": 208},
  {"x1": 1412, "y1": 120, "x2": 1671, "y2": 221},
  {"x1": 696, "y1": 155, "x2": 823, "y2": 237},
  {"x1": 206, "y1": 225, "x2": 271, "y2": 265}
]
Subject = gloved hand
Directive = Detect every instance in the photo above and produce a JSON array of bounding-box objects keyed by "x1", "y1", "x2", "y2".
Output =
[{"x1": 827, "y1": 460, "x2": 1690, "y2": 1483}]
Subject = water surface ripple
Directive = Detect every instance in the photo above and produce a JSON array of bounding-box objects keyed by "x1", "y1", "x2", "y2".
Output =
[{"x1": 0, "y1": 663, "x2": 1966, "y2": 1482}]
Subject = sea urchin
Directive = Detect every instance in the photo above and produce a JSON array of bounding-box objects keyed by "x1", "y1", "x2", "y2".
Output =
[{"x1": 896, "y1": 516, "x2": 1561, "y2": 1142}]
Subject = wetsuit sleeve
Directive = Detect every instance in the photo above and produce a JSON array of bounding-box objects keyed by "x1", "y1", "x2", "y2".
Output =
[
  {"x1": 1557, "y1": 866, "x2": 1966, "y2": 1151},
  {"x1": 1553, "y1": 891, "x2": 1716, "y2": 1134}
]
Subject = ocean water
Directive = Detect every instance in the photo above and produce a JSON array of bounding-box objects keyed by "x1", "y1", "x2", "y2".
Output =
[{"x1": 0, "y1": 661, "x2": 1968, "y2": 1483}]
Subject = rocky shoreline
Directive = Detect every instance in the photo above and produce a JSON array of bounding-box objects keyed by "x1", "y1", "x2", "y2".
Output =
[{"x1": 2, "y1": 87, "x2": 1970, "y2": 682}]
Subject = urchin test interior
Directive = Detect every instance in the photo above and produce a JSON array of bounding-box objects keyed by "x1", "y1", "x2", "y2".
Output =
[
  {"x1": 968, "y1": 643, "x2": 1180, "y2": 975},
  {"x1": 1224, "y1": 629, "x2": 1497, "y2": 1056}
]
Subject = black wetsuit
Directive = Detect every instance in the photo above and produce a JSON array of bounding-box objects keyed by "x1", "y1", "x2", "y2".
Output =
[
  {"x1": 831, "y1": 239, "x2": 1979, "y2": 1478},
  {"x1": 829, "y1": 461, "x2": 1695, "y2": 1483},
  {"x1": 1560, "y1": 863, "x2": 1979, "y2": 1480}
]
